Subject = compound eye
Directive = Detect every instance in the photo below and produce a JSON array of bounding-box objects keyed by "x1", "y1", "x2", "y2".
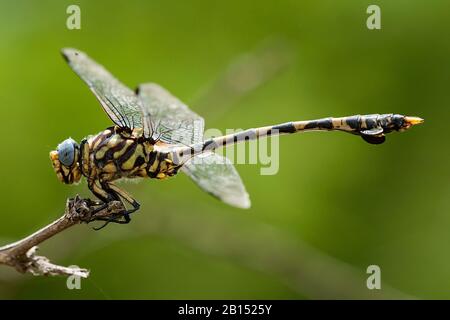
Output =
[{"x1": 57, "y1": 139, "x2": 76, "y2": 167}]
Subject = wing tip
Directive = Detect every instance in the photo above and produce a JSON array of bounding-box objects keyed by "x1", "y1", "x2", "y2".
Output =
[
  {"x1": 223, "y1": 193, "x2": 251, "y2": 209},
  {"x1": 238, "y1": 200, "x2": 252, "y2": 209},
  {"x1": 61, "y1": 47, "x2": 84, "y2": 63}
]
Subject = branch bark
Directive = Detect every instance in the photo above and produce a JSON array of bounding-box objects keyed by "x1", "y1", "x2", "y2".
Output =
[{"x1": 0, "y1": 196, "x2": 124, "y2": 278}]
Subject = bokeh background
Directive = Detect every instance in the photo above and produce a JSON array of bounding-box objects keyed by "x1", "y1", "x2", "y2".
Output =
[{"x1": 0, "y1": 0, "x2": 449, "y2": 299}]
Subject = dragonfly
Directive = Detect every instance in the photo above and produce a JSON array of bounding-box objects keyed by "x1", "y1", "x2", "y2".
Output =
[{"x1": 50, "y1": 48, "x2": 424, "y2": 229}]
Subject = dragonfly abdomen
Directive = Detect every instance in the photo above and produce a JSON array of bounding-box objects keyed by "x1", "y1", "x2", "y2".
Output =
[
  {"x1": 293, "y1": 114, "x2": 381, "y2": 133},
  {"x1": 175, "y1": 113, "x2": 423, "y2": 160}
]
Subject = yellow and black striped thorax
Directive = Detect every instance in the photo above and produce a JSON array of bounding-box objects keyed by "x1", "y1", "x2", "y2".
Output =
[{"x1": 80, "y1": 126, "x2": 180, "y2": 182}]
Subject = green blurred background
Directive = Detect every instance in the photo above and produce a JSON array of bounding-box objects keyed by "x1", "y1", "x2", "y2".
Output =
[{"x1": 0, "y1": 0, "x2": 449, "y2": 299}]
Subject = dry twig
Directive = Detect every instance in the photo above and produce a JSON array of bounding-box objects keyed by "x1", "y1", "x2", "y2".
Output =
[{"x1": 0, "y1": 196, "x2": 124, "y2": 278}]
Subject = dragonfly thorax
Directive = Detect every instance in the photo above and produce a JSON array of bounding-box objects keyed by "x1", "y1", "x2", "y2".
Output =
[{"x1": 50, "y1": 138, "x2": 82, "y2": 184}]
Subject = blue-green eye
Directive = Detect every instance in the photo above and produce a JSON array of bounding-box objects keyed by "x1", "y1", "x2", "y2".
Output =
[{"x1": 57, "y1": 138, "x2": 77, "y2": 167}]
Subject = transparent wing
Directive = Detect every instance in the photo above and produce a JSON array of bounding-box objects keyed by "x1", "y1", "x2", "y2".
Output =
[
  {"x1": 136, "y1": 83, "x2": 204, "y2": 144},
  {"x1": 137, "y1": 84, "x2": 248, "y2": 207},
  {"x1": 181, "y1": 152, "x2": 251, "y2": 209},
  {"x1": 62, "y1": 48, "x2": 143, "y2": 130}
]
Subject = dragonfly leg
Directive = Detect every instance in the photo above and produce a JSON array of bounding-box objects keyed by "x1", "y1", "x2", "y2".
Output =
[
  {"x1": 98, "y1": 181, "x2": 140, "y2": 224},
  {"x1": 82, "y1": 197, "x2": 108, "y2": 215},
  {"x1": 91, "y1": 214, "x2": 131, "y2": 231},
  {"x1": 107, "y1": 183, "x2": 141, "y2": 214},
  {"x1": 88, "y1": 179, "x2": 111, "y2": 203},
  {"x1": 87, "y1": 179, "x2": 132, "y2": 229}
]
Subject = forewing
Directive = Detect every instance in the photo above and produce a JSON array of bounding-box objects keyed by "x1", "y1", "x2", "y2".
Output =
[
  {"x1": 136, "y1": 83, "x2": 204, "y2": 144},
  {"x1": 181, "y1": 152, "x2": 251, "y2": 209},
  {"x1": 62, "y1": 48, "x2": 143, "y2": 130}
]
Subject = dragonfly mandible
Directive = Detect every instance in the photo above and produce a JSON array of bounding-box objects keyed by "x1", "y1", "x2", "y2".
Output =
[{"x1": 50, "y1": 48, "x2": 424, "y2": 229}]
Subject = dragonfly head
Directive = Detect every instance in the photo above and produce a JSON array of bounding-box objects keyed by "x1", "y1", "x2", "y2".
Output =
[{"x1": 50, "y1": 138, "x2": 82, "y2": 184}]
